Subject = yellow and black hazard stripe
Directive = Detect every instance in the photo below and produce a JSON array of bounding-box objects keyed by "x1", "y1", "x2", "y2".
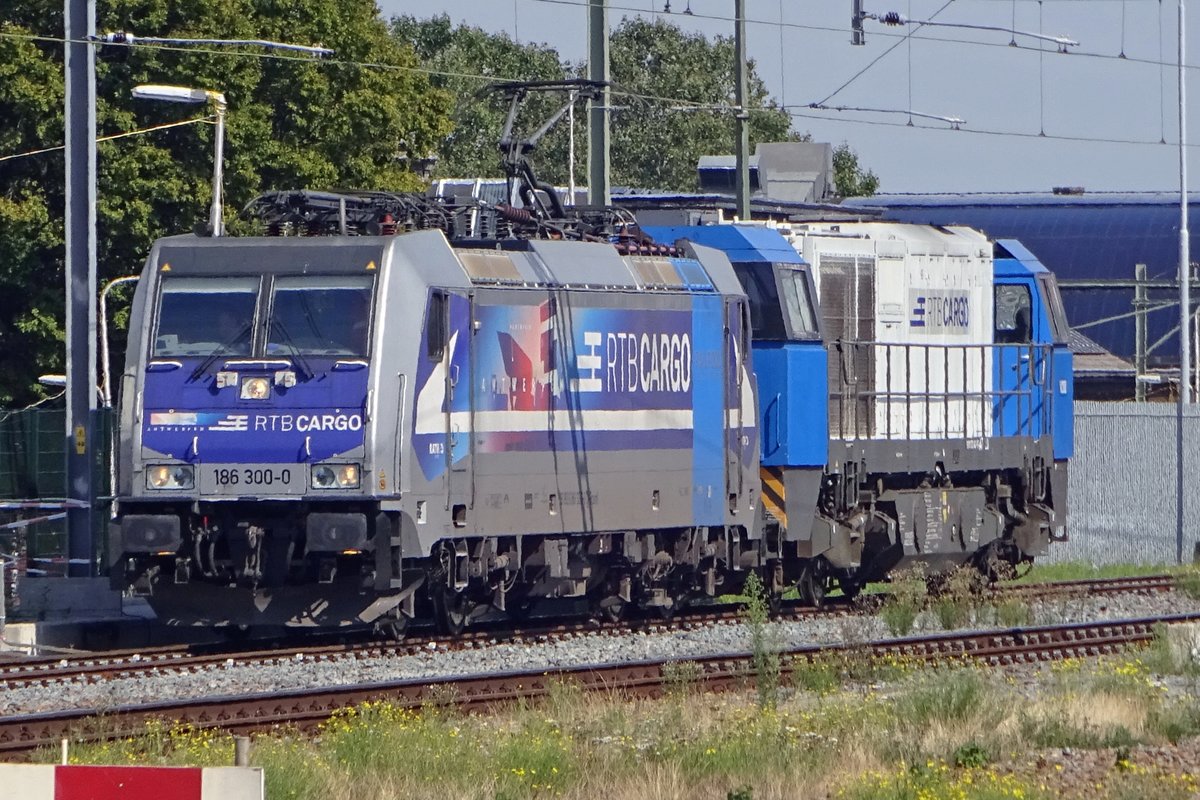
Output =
[{"x1": 760, "y1": 466, "x2": 787, "y2": 528}]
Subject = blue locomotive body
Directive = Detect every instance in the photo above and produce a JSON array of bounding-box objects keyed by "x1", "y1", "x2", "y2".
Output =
[{"x1": 645, "y1": 223, "x2": 1072, "y2": 599}]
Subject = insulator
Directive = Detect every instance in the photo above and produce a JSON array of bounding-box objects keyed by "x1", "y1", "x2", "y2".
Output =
[
  {"x1": 380, "y1": 213, "x2": 397, "y2": 236},
  {"x1": 882, "y1": 11, "x2": 903, "y2": 25},
  {"x1": 496, "y1": 203, "x2": 536, "y2": 225}
]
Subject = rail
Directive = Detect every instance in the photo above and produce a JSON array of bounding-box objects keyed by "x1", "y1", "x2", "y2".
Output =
[
  {"x1": 0, "y1": 611, "x2": 1193, "y2": 758},
  {"x1": 829, "y1": 340, "x2": 1055, "y2": 441}
]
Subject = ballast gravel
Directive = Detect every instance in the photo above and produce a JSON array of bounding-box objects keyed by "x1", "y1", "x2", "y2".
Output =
[{"x1": 3, "y1": 589, "x2": 1199, "y2": 716}]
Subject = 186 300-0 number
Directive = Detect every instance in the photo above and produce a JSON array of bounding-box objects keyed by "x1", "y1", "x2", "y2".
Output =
[{"x1": 212, "y1": 467, "x2": 292, "y2": 487}]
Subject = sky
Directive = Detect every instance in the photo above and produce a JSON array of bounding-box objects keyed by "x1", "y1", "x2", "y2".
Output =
[{"x1": 379, "y1": 0, "x2": 1200, "y2": 195}]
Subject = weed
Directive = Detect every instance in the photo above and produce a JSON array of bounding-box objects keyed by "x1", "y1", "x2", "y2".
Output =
[
  {"x1": 880, "y1": 568, "x2": 927, "y2": 637},
  {"x1": 1018, "y1": 708, "x2": 1138, "y2": 750},
  {"x1": 894, "y1": 668, "x2": 988, "y2": 729},
  {"x1": 662, "y1": 660, "x2": 703, "y2": 700},
  {"x1": 837, "y1": 762, "x2": 1049, "y2": 800},
  {"x1": 1146, "y1": 701, "x2": 1200, "y2": 744},
  {"x1": 1172, "y1": 568, "x2": 1200, "y2": 600},
  {"x1": 742, "y1": 571, "x2": 781, "y2": 710},
  {"x1": 994, "y1": 598, "x2": 1032, "y2": 627},
  {"x1": 727, "y1": 785, "x2": 753, "y2": 800},
  {"x1": 951, "y1": 741, "x2": 990, "y2": 768},
  {"x1": 927, "y1": 567, "x2": 981, "y2": 631}
]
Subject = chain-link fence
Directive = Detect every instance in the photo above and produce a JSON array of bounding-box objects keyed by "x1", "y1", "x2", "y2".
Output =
[{"x1": 0, "y1": 407, "x2": 113, "y2": 577}]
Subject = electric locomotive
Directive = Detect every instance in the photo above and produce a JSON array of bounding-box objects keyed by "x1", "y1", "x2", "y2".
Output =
[
  {"x1": 645, "y1": 222, "x2": 1073, "y2": 602},
  {"x1": 108, "y1": 191, "x2": 762, "y2": 633}
]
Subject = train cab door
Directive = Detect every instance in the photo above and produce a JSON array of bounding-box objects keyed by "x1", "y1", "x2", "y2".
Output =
[
  {"x1": 433, "y1": 290, "x2": 474, "y2": 527},
  {"x1": 993, "y1": 280, "x2": 1047, "y2": 437},
  {"x1": 994, "y1": 281, "x2": 1033, "y2": 436},
  {"x1": 724, "y1": 297, "x2": 751, "y2": 513}
]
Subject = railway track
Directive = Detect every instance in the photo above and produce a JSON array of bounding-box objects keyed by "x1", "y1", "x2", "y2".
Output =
[
  {"x1": 0, "y1": 573, "x2": 1179, "y2": 688},
  {"x1": 0, "y1": 610, "x2": 1193, "y2": 759}
]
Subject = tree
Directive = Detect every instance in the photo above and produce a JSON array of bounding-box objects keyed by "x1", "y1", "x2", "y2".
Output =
[
  {"x1": 833, "y1": 142, "x2": 880, "y2": 197},
  {"x1": 0, "y1": 0, "x2": 451, "y2": 404},
  {"x1": 608, "y1": 18, "x2": 797, "y2": 191},
  {"x1": 392, "y1": 14, "x2": 576, "y2": 184}
]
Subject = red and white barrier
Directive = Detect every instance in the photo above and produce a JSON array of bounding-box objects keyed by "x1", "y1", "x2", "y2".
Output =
[{"x1": 0, "y1": 764, "x2": 263, "y2": 800}]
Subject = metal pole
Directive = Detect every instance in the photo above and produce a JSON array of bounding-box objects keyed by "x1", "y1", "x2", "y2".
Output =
[
  {"x1": 64, "y1": 0, "x2": 97, "y2": 577},
  {"x1": 1135, "y1": 263, "x2": 1148, "y2": 401},
  {"x1": 587, "y1": 0, "x2": 610, "y2": 205},
  {"x1": 99, "y1": 276, "x2": 140, "y2": 409},
  {"x1": 1178, "y1": 0, "x2": 1189, "y2": 565},
  {"x1": 209, "y1": 98, "x2": 226, "y2": 236},
  {"x1": 734, "y1": 0, "x2": 751, "y2": 220}
]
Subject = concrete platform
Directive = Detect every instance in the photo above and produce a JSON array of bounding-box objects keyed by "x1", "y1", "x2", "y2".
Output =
[{"x1": 1, "y1": 577, "x2": 222, "y2": 653}]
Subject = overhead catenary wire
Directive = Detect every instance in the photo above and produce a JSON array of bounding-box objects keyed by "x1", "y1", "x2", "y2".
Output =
[
  {"x1": 0, "y1": 116, "x2": 214, "y2": 164},
  {"x1": 0, "y1": 6, "x2": 1194, "y2": 157}
]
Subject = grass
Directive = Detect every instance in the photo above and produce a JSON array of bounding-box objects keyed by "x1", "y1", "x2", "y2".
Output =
[
  {"x1": 1007, "y1": 561, "x2": 1179, "y2": 584},
  {"x1": 51, "y1": 625, "x2": 1200, "y2": 800}
]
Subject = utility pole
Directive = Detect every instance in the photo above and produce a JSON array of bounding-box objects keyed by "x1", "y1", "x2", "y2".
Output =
[
  {"x1": 1178, "y1": 0, "x2": 1189, "y2": 565},
  {"x1": 734, "y1": 0, "x2": 751, "y2": 219},
  {"x1": 1134, "y1": 263, "x2": 1148, "y2": 402},
  {"x1": 587, "y1": 0, "x2": 610, "y2": 206},
  {"x1": 64, "y1": 0, "x2": 97, "y2": 577}
]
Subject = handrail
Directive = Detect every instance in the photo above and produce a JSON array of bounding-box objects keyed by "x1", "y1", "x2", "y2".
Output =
[{"x1": 828, "y1": 340, "x2": 1055, "y2": 442}]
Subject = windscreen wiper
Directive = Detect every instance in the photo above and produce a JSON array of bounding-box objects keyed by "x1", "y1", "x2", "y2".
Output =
[
  {"x1": 269, "y1": 319, "x2": 315, "y2": 379},
  {"x1": 190, "y1": 322, "x2": 253, "y2": 381}
]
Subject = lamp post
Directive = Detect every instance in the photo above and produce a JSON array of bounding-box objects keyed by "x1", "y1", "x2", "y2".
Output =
[{"x1": 132, "y1": 84, "x2": 228, "y2": 236}]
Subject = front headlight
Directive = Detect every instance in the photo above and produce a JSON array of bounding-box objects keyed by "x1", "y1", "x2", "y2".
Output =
[
  {"x1": 146, "y1": 464, "x2": 195, "y2": 490},
  {"x1": 240, "y1": 376, "x2": 271, "y2": 400},
  {"x1": 311, "y1": 463, "x2": 361, "y2": 489}
]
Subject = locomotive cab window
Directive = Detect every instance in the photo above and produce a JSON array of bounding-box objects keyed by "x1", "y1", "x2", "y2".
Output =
[
  {"x1": 777, "y1": 266, "x2": 821, "y2": 340},
  {"x1": 994, "y1": 284, "x2": 1033, "y2": 344},
  {"x1": 732, "y1": 262, "x2": 821, "y2": 341},
  {"x1": 153, "y1": 277, "x2": 259, "y2": 358},
  {"x1": 267, "y1": 276, "x2": 374, "y2": 357},
  {"x1": 426, "y1": 291, "x2": 448, "y2": 361}
]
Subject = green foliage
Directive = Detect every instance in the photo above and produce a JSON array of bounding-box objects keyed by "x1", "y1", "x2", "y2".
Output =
[
  {"x1": 832, "y1": 141, "x2": 879, "y2": 198},
  {"x1": 608, "y1": 18, "x2": 797, "y2": 191},
  {"x1": 741, "y1": 571, "x2": 781, "y2": 710},
  {"x1": 1, "y1": 0, "x2": 451, "y2": 404},
  {"x1": 391, "y1": 13, "x2": 574, "y2": 183},
  {"x1": 951, "y1": 741, "x2": 990, "y2": 769}
]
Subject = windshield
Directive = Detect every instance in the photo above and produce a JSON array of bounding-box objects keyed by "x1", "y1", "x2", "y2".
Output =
[
  {"x1": 267, "y1": 276, "x2": 374, "y2": 357},
  {"x1": 154, "y1": 277, "x2": 258, "y2": 358}
]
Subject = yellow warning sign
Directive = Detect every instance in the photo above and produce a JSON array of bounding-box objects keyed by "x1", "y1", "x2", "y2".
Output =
[
  {"x1": 366, "y1": 260, "x2": 377, "y2": 271},
  {"x1": 74, "y1": 425, "x2": 86, "y2": 455},
  {"x1": 160, "y1": 262, "x2": 171, "y2": 271}
]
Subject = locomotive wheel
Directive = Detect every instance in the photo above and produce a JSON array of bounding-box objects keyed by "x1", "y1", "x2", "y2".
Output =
[
  {"x1": 433, "y1": 587, "x2": 473, "y2": 636},
  {"x1": 597, "y1": 596, "x2": 627, "y2": 623},
  {"x1": 797, "y1": 561, "x2": 827, "y2": 608}
]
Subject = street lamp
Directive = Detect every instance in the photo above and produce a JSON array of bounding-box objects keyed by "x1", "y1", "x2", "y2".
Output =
[{"x1": 132, "y1": 84, "x2": 228, "y2": 237}]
